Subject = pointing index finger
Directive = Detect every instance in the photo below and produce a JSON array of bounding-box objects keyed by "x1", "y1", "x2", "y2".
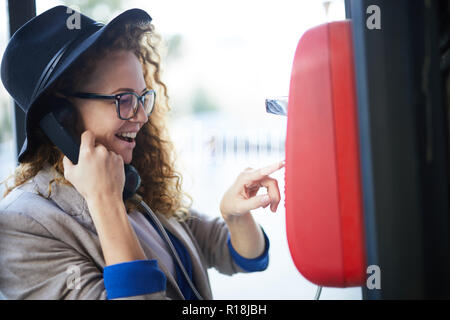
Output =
[
  {"x1": 259, "y1": 160, "x2": 285, "y2": 176},
  {"x1": 241, "y1": 160, "x2": 285, "y2": 187},
  {"x1": 240, "y1": 161, "x2": 285, "y2": 185}
]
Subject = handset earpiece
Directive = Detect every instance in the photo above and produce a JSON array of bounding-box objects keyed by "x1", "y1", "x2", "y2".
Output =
[{"x1": 39, "y1": 96, "x2": 81, "y2": 164}]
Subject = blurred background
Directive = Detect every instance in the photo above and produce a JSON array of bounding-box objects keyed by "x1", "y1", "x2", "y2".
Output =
[{"x1": 0, "y1": 0, "x2": 362, "y2": 299}]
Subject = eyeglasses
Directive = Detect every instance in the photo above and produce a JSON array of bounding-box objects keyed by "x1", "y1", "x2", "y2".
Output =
[{"x1": 65, "y1": 89, "x2": 156, "y2": 120}]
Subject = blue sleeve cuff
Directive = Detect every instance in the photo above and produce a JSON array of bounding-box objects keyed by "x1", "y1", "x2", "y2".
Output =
[
  {"x1": 103, "y1": 259, "x2": 166, "y2": 299},
  {"x1": 227, "y1": 227, "x2": 270, "y2": 272}
]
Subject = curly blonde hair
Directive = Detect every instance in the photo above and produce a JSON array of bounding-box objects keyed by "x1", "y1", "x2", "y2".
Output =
[{"x1": 2, "y1": 20, "x2": 193, "y2": 220}]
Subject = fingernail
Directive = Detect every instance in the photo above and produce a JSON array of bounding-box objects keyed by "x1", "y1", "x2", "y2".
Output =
[{"x1": 261, "y1": 195, "x2": 270, "y2": 204}]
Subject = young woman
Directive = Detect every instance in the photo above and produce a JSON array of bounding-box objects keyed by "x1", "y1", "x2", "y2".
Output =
[{"x1": 0, "y1": 6, "x2": 283, "y2": 299}]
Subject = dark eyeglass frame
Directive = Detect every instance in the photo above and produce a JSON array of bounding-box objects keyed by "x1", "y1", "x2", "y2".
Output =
[{"x1": 65, "y1": 89, "x2": 156, "y2": 120}]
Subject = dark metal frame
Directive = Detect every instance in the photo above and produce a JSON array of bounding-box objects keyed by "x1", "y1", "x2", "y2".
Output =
[
  {"x1": 7, "y1": 0, "x2": 36, "y2": 164},
  {"x1": 348, "y1": 0, "x2": 450, "y2": 299}
]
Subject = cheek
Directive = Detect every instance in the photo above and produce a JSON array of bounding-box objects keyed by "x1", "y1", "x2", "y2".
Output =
[
  {"x1": 74, "y1": 112, "x2": 86, "y2": 136},
  {"x1": 75, "y1": 103, "x2": 120, "y2": 141}
]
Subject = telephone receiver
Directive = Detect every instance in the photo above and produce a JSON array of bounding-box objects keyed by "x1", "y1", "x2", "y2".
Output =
[{"x1": 38, "y1": 96, "x2": 141, "y2": 200}]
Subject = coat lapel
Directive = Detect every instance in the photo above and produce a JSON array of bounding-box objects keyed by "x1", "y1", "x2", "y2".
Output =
[{"x1": 32, "y1": 164, "x2": 96, "y2": 233}]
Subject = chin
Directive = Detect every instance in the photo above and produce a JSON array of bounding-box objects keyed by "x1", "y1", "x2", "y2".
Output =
[
  {"x1": 113, "y1": 149, "x2": 131, "y2": 164},
  {"x1": 121, "y1": 154, "x2": 132, "y2": 165},
  {"x1": 126, "y1": 152, "x2": 134, "y2": 164}
]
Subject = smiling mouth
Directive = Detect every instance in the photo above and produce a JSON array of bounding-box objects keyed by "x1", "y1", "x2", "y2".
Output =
[
  {"x1": 115, "y1": 132, "x2": 137, "y2": 143},
  {"x1": 116, "y1": 135, "x2": 133, "y2": 143}
]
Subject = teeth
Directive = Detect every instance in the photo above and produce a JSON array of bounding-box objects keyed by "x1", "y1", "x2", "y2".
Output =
[{"x1": 117, "y1": 132, "x2": 137, "y2": 139}]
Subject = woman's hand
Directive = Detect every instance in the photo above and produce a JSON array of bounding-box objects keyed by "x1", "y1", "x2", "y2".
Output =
[
  {"x1": 63, "y1": 130, "x2": 145, "y2": 265},
  {"x1": 62, "y1": 130, "x2": 125, "y2": 204},
  {"x1": 220, "y1": 160, "x2": 285, "y2": 222}
]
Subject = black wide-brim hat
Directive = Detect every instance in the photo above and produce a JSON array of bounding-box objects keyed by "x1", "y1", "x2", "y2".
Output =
[{"x1": 0, "y1": 5, "x2": 152, "y2": 162}]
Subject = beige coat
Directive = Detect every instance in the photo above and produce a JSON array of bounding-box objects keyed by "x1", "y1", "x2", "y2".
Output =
[{"x1": 0, "y1": 164, "x2": 248, "y2": 299}]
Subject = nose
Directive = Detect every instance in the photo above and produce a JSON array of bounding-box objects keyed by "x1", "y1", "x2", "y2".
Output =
[{"x1": 130, "y1": 101, "x2": 149, "y2": 124}]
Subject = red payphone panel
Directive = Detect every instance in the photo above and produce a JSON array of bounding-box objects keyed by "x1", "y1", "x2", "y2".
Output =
[{"x1": 285, "y1": 20, "x2": 366, "y2": 287}]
